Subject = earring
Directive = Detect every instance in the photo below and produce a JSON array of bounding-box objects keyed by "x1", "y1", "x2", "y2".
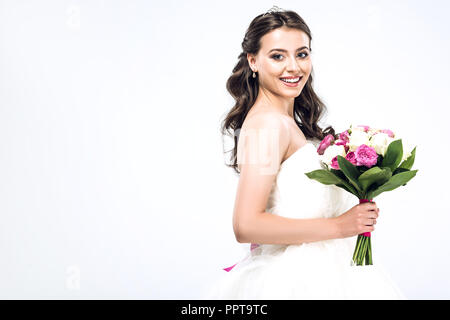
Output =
[{"x1": 252, "y1": 71, "x2": 256, "y2": 78}]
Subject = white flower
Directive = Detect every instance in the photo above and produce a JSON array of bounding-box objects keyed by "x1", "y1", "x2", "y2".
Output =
[
  {"x1": 347, "y1": 130, "x2": 370, "y2": 152},
  {"x1": 367, "y1": 127, "x2": 379, "y2": 137},
  {"x1": 320, "y1": 144, "x2": 346, "y2": 167},
  {"x1": 368, "y1": 132, "x2": 394, "y2": 156},
  {"x1": 402, "y1": 150, "x2": 412, "y2": 162},
  {"x1": 400, "y1": 138, "x2": 413, "y2": 162}
]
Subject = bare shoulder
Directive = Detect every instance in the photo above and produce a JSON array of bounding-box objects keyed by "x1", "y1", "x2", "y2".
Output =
[
  {"x1": 242, "y1": 110, "x2": 290, "y2": 130},
  {"x1": 243, "y1": 111, "x2": 287, "y2": 127},
  {"x1": 237, "y1": 111, "x2": 290, "y2": 173}
]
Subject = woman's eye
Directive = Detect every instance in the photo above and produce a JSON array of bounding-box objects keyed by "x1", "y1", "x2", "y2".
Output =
[
  {"x1": 271, "y1": 54, "x2": 283, "y2": 60},
  {"x1": 271, "y1": 52, "x2": 309, "y2": 60}
]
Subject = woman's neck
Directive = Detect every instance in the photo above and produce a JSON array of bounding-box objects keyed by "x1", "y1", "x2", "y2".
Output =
[{"x1": 253, "y1": 88, "x2": 295, "y2": 118}]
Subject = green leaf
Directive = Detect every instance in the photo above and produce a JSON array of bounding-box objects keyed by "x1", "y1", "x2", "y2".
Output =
[
  {"x1": 330, "y1": 168, "x2": 347, "y2": 181},
  {"x1": 393, "y1": 167, "x2": 410, "y2": 175},
  {"x1": 335, "y1": 183, "x2": 360, "y2": 198},
  {"x1": 357, "y1": 166, "x2": 392, "y2": 194},
  {"x1": 381, "y1": 139, "x2": 403, "y2": 172},
  {"x1": 305, "y1": 169, "x2": 358, "y2": 196},
  {"x1": 337, "y1": 155, "x2": 363, "y2": 197},
  {"x1": 367, "y1": 169, "x2": 418, "y2": 199},
  {"x1": 305, "y1": 169, "x2": 342, "y2": 184},
  {"x1": 398, "y1": 146, "x2": 416, "y2": 170}
]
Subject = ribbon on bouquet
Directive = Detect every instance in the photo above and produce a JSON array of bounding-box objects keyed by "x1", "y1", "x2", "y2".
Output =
[{"x1": 223, "y1": 243, "x2": 260, "y2": 272}]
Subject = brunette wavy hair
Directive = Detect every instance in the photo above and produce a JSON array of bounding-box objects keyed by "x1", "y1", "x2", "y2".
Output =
[{"x1": 220, "y1": 9, "x2": 336, "y2": 175}]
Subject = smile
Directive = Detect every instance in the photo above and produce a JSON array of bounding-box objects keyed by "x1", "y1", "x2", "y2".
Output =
[{"x1": 279, "y1": 76, "x2": 302, "y2": 87}]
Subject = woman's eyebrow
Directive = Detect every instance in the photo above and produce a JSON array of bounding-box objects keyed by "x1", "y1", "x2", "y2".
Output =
[{"x1": 268, "y1": 46, "x2": 309, "y2": 53}]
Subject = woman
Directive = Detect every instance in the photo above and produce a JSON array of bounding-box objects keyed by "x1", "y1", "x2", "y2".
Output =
[{"x1": 206, "y1": 7, "x2": 405, "y2": 299}]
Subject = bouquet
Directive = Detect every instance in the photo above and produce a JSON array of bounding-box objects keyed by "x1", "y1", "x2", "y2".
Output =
[{"x1": 305, "y1": 124, "x2": 418, "y2": 266}]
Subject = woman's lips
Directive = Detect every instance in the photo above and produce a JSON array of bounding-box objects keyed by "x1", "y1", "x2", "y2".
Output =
[{"x1": 280, "y1": 76, "x2": 302, "y2": 87}]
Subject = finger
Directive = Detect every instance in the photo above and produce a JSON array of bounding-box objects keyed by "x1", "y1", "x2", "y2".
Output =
[
  {"x1": 365, "y1": 208, "x2": 378, "y2": 214},
  {"x1": 368, "y1": 212, "x2": 379, "y2": 219},
  {"x1": 363, "y1": 212, "x2": 378, "y2": 219},
  {"x1": 363, "y1": 202, "x2": 377, "y2": 210}
]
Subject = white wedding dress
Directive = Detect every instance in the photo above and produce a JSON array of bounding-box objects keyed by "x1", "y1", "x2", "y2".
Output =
[{"x1": 204, "y1": 138, "x2": 406, "y2": 300}]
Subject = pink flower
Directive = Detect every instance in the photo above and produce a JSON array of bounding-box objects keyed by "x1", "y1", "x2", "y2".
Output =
[
  {"x1": 345, "y1": 151, "x2": 357, "y2": 165},
  {"x1": 330, "y1": 156, "x2": 340, "y2": 170},
  {"x1": 354, "y1": 144, "x2": 378, "y2": 168},
  {"x1": 379, "y1": 129, "x2": 395, "y2": 138},
  {"x1": 317, "y1": 134, "x2": 335, "y2": 155},
  {"x1": 335, "y1": 130, "x2": 350, "y2": 146},
  {"x1": 357, "y1": 125, "x2": 370, "y2": 132},
  {"x1": 339, "y1": 130, "x2": 350, "y2": 142},
  {"x1": 330, "y1": 151, "x2": 357, "y2": 170}
]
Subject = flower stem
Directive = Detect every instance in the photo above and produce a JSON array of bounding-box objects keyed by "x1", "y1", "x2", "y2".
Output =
[{"x1": 352, "y1": 235, "x2": 363, "y2": 264}]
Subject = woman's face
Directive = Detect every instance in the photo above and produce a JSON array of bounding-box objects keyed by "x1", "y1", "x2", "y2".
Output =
[{"x1": 248, "y1": 27, "x2": 312, "y2": 99}]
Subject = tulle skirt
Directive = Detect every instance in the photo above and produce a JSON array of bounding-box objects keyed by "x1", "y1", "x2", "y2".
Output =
[{"x1": 204, "y1": 237, "x2": 406, "y2": 300}]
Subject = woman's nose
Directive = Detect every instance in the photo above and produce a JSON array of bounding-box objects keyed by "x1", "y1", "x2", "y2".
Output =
[{"x1": 286, "y1": 56, "x2": 300, "y2": 73}]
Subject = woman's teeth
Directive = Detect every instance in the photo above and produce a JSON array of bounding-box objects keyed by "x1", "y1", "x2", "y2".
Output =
[{"x1": 280, "y1": 77, "x2": 301, "y2": 83}]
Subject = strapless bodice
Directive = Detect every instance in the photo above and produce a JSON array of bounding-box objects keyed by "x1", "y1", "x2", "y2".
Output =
[{"x1": 265, "y1": 139, "x2": 354, "y2": 220}]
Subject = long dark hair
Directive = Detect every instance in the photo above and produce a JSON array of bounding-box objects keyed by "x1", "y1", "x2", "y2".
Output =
[{"x1": 220, "y1": 9, "x2": 335, "y2": 175}]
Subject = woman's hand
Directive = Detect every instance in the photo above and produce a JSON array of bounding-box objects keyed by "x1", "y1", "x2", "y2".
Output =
[{"x1": 333, "y1": 201, "x2": 379, "y2": 238}]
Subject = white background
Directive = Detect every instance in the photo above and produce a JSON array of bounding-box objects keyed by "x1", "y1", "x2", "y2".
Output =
[{"x1": 0, "y1": 0, "x2": 449, "y2": 299}]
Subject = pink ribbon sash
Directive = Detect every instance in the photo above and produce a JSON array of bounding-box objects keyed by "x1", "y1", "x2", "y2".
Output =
[{"x1": 223, "y1": 243, "x2": 260, "y2": 272}]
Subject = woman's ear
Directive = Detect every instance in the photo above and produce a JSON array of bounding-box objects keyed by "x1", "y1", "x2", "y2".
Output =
[{"x1": 247, "y1": 53, "x2": 257, "y2": 72}]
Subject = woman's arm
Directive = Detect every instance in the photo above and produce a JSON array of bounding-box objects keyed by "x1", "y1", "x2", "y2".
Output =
[
  {"x1": 233, "y1": 112, "x2": 341, "y2": 245},
  {"x1": 234, "y1": 212, "x2": 340, "y2": 245}
]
